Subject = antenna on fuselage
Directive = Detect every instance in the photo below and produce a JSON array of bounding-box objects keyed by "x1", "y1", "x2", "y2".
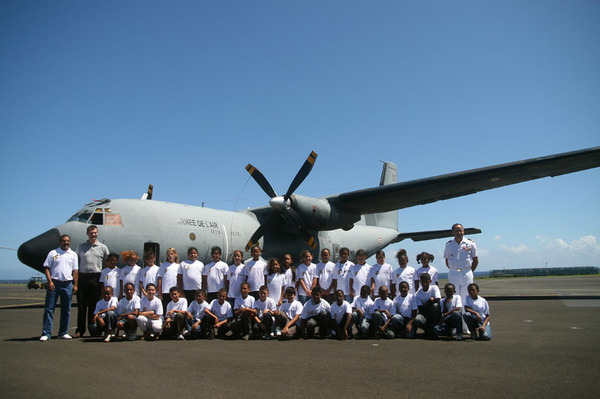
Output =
[{"x1": 141, "y1": 184, "x2": 153, "y2": 200}]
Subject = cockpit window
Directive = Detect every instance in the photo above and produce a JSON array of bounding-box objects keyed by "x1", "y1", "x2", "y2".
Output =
[
  {"x1": 90, "y1": 212, "x2": 103, "y2": 225},
  {"x1": 68, "y1": 211, "x2": 92, "y2": 223}
]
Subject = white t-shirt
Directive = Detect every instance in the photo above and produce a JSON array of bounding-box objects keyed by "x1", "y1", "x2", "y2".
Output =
[
  {"x1": 166, "y1": 298, "x2": 189, "y2": 318},
  {"x1": 373, "y1": 297, "x2": 395, "y2": 321},
  {"x1": 351, "y1": 295, "x2": 374, "y2": 319},
  {"x1": 393, "y1": 294, "x2": 414, "y2": 318},
  {"x1": 157, "y1": 262, "x2": 180, "y2": 294},
  {"x1": 203, "y1": 261, "x2": 228, "y2": 293},
  {"x1": 209, "y1": 299, "x2": 233, "y2": 322},
  {"x1": 301, "y1": 299, "x2": 331, "y2": 320},
  {"x1": 316, "y1": 261, "x2": 336, "y2": 291},
  {"x1": 441, "y1": 295, "x2": 463, "y2": 320},
  {"x1": 334, "y1": 261, "x2": 354, "y2": 295},
  {"x1": 413, "y1": 285, "x2": 442, "y2": 310},
  {"x1": 265, "y1": 273, "x2": 286, "y2": 304},
  {"x1": 368, "y1": 263, "x2": 393, "y2": 293},
  {"x1": 392, "y1": 266, "x2": 416, "y2": 294},
  {"x1": 140, "y1": 296, "x2": 164, "y2": 320},
  {"x1": 234, "y1": 295, "x2": 255, "y2": 311},
  {"x1": 138, "y1": 265, "x2": 159, "y2": 292},
  {"x1": 349, "y1": 263, "x2": 371, "y2": 296},
  {"x1": 283, "y1": 267, "x2": 296, "y2": 289},
  {"x1": 93, "y1": 296, "x2": 119, "y2": 314},
  {"x1": 227, "y1": 264, "x2": 245, "y2": 300},
  {"x1": 242, "y1": 259, "x2": 267, "y2": 292},
  {"x1": 187, "y1": 299, "x2": 210, "y2": 320},
  {"x1": 254, "y1": 297, "x2": 277, "y2": 318},
  {"x1": 415, "y1": 266, "x2": 439, "y2": 285},
  {"x1": 280, "y1": 299, "x2": 303, "y2": 326},
  {"x1": 100, "y1": 267, "x2": 120, "y2": 297},
  {"x1": 120, "y1": 265, "x2": 142, "y2": 296},
  {"x1": 330, "y1": 300, "x2": 352, "y2": 324},
  {"x1": 178, "y1": 259, "x2": 204, "y2": 291},
  {"x1": 296, "y1": 263, "x2": 317, "y2": 296},
  {"x1": 116, "y1": 295, "x2": 141, "y2": 316},
  {"x1": 464, "y1": 295, "x2": 490, "y2": 323},
  {"x1": 43, "y1": 247, "x2": 78, "y2": 281}
]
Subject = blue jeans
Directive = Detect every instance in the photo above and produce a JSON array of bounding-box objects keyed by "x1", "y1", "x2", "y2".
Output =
[
  {"x1": 352, "y1": 312, "x2": 371, "y2": 337},
  {"x1": 42, "y1": 280, "x2": 73, "y2": 337},
  {"x1": 389, "y1": 314, "x2": 416, "y2": 338}
]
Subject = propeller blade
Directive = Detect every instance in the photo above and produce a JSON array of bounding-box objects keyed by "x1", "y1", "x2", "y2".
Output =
[
  {"x1": 284, "y1": 151, "x2": 318, "y2": 200},
  {"x1": 283, "y1": 207, "x2": 317, "y2": 250},
  {"x1": 246, "y1": 164, "x2": 278, "y2": 198},
  {"x1": 244, "y1": 211, "x2": 279, "y2": 251}
]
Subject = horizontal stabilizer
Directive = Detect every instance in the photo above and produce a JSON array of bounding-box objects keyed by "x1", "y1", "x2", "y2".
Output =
[{"x1": 391, "y1": 228, "x2": 482, "y2": 244}]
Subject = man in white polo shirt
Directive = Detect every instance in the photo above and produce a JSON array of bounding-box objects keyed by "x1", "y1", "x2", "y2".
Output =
[
  {"x1": 40, "y1": 234, "x2": 79, "y2": 341},
  {"x1": 444, "y1": 223, "x2": 478, "y2": 303}
]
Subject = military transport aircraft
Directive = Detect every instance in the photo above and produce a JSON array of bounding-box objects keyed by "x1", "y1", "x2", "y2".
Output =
[{"x1": 17, "y1": 147, "x2": 600, "y2": 273}]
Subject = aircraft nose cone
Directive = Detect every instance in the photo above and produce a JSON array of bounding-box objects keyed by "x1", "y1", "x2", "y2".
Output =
[{"x1": 18, "y1": 228, "x2": 60, "y2": 273}]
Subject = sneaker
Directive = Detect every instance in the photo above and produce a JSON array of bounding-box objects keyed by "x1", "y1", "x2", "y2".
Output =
[
  {"x1": 59, "y1": 334, "x2": 72, "y2": 340},
  {"x1": 242, "y1": 334, "x2": 250, "y2": 341},
  {"x1": 104, "y1": 334, "x2": 111, "y2": 342},
  {"x1": 177, "y1": 334, "x2": 185, "y2": 340},
  {"x1": 275, "y1": 327, "x2": 282, "y2": 336},
  {"x1": 39, "y1": 335, "x2": 49, "y2": 342},
  {"x1": 128, "y1": 331, "x2": 137, "y2": 341}
]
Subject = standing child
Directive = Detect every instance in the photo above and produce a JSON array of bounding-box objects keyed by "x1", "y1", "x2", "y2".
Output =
[
  {"x1": 115, "y1": 282, "x2": 141, "y2": 341},
  {"x1": 296, "y1": 250, "x2": 318, "y2": 304},
  {"x1": 414, "y1": 252, "x2": 439, "y2": 290},
  {"x1": 252, "y1": 286, "x2": 277, "y2": 339},
  {"x1": 349, "y1": 249, "x2": 371, "y2": 301},
  {"x1": 334, "y1": 247, "x2": 355, "y2": 303},
  {"x1": 265, "y1": 258, "x2": 286, "y2": 307},
  {"x1": 100, "y1": 253, "x2": 120, "y2": 298},
  {"x1": 178, "y1": 247, "x2": 204, "y2": 305},
  {"x1": 157, "y1": 248, "x2": 180, "y2": 314},
  {"x1": 243, "y1": 245, "x2": 267, "y2": 300},
  {"x1": 139, "y1": 251, "x2": 159, "y2": 298},
  {"x1": 119, "y1": 251, "x2": 142, "y2": 298},
  {"x1": 316, "y1": 248, "x2": 336, "y2": 303},
  {"x1": 227, "y1": 250, "x2": 245, "y2": 307},
  {"x1": 282, "y1": 253, "x2": 296, "y2": 291},
  {"x1": 413, "y1": 273, "x2": 441, "y2": 339},
  {"x1": 89, "y1": 286, "x2": 118, "y2": 341},
  {"x1": 368, "y1": 250, "x2": 393, "y2": 299},
  {"x1": 162, "y1": 287, "x2": 189, "y2": 340},
  {"x1": 330, "y1": 289, "x2": 353, "y2": 340},
  {"x1": 209, "y1": 288, "x2": 234, "y2": 339},
  {"x1": 136, "y1": 283, "x2": 163, "y2": 340},
  {"x1": 351, "y1": 285, "x2": 374, "y2": 338},
  {"x1": 202, "y1": 246, "x2": 229, "y2": 303},
  {"x1": 185, "y1": 289, "x2": 216, "y2": 339},
  {"x1": 463, "y1": 283, "x2": 491, "y2": 340},
  {"x1": 391, "y1": 249, "x2": 416, "y2": 297}
]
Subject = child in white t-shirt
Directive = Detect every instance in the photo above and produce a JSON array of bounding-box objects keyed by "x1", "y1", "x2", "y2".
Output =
[
  {"x1": 330, "y1": 289, "x2": 353, "y2": 340},
  {"x1": 136, "y1": 283, "x2": 163, "y2": 340},
  {"x1": 139, "y1": 251, "x2": 159, "y2": 298},
  {"x1": 413, "y1": 273, "x2": 441, "y2": 339},
  {"x1": 115, "y1": 282, "x2": 141, "y2": 341},
  {"x1": 177, "y1": 247, "x2": 204, "y2": 305},
  {"x1": 233, "y1": 282, "x2": 257, "y2": 340},
  {"x1": 252, "y1": 285, "x2": 277, "y2": 339},
  {"x1": 463, "y1": 283, "x2": 491, "y2": 340},
  {"x1": 89, "y1": 286, "x2": 118, "y2": 341},
  {"x1": 351, "y1": 285, "x2": 374, "y2": 338},
  {"x1": 185, "y1": 289, "x2": 216, "y2": 339},
  {"x1": 437, "y1": 283, "x2": 463, "y2": 340},
  {"x1": 274, "y1": 287, "x2": 303, "y2": 340},
  {"x1": 100, "y1": 253, "x2": 120, "y2": 298},
  {"x1": 414, "y1": 252, "x2": 439, "y2": 290},
  {"x1": 162, "y1": 287, "x2": 189, "y2": 340},
  {"x1": 300, "y1": 286, "x2": 331, "y2": 339},
  {"x1": 209, "y1": 288, "x2": 234, "y2": 339},
  {"x1": 371, "y1": 285, "x2": 396, "y2": 339},
  {"x1": 389, "y1": 281, "x2": 417, "y2": 338},
  {"x1": 119, "y1": 250, "x2": 142, "y2": 298}
]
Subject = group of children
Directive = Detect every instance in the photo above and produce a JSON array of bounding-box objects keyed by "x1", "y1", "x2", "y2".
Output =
[{"x1": 90, "y1": 245, "x2": 491, "y2": 341}]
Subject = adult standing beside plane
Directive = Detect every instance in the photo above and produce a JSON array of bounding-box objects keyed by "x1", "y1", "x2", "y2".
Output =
[
  {"x1": 40, "y1": 234, "x2": 79, "y2": 341},
  {"x1": 75, "y1": 225, "x2": 109, "y2": 338},
  {"x1": 444, "y1": 223, "x2": 478, "y2": 304}
]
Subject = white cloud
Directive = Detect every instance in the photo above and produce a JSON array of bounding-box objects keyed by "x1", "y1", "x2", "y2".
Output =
[
  {"x1": 499, "y1": 243, "x2": 529, "y2": 255},
  {"x1": 494, "y1": 235, "x2": 502, "y2": 241},
  {"x1": 535, "y1": 235, "x2": 600, "y2": 254}
]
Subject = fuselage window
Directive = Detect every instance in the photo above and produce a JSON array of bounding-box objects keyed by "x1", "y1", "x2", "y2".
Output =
[{"x1": 67, "y1": 211, "x2": 92, "y2": 223}]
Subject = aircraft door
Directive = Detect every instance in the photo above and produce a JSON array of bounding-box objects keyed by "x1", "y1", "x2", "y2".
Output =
[{"x1": 144, "y1": 242, "x2": 160, "y2": 263}]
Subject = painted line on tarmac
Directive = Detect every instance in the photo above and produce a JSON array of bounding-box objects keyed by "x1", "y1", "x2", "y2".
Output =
[{"x1": 0, "y1": 302, "x2": 45, "y2": 309}]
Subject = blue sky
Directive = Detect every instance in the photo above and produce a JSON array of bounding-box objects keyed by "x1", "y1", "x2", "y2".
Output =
[{"x1": 1, "y1": 1, "x2": 598, "y2": 279}]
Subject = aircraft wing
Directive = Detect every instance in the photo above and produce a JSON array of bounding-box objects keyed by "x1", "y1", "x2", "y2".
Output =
[
  {"x1": 328, "y1": 146, "x2": 600, "y2": 214},
  {"x1": 392, "y1": 228, "x2": 482, "y2": 244}
]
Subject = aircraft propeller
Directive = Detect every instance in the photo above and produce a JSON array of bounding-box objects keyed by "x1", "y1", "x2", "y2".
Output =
[{"x1": 245, "y1": 151, "x2": 318, "y2": 251}]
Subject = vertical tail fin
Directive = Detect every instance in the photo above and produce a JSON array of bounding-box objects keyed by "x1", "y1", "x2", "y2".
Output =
[{"x1": 364, "y1": 162, "x2": 398, "y2": 230}]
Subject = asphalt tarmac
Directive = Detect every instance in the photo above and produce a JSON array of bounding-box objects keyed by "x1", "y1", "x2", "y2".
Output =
[{"x1": 1, "y1": 275, "x2": 599, "y2": 398}]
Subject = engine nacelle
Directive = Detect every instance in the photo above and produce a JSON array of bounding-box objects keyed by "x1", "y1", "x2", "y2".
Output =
[{"x1": 290, "y1": 194, "x2": 360, "y2": 231}]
